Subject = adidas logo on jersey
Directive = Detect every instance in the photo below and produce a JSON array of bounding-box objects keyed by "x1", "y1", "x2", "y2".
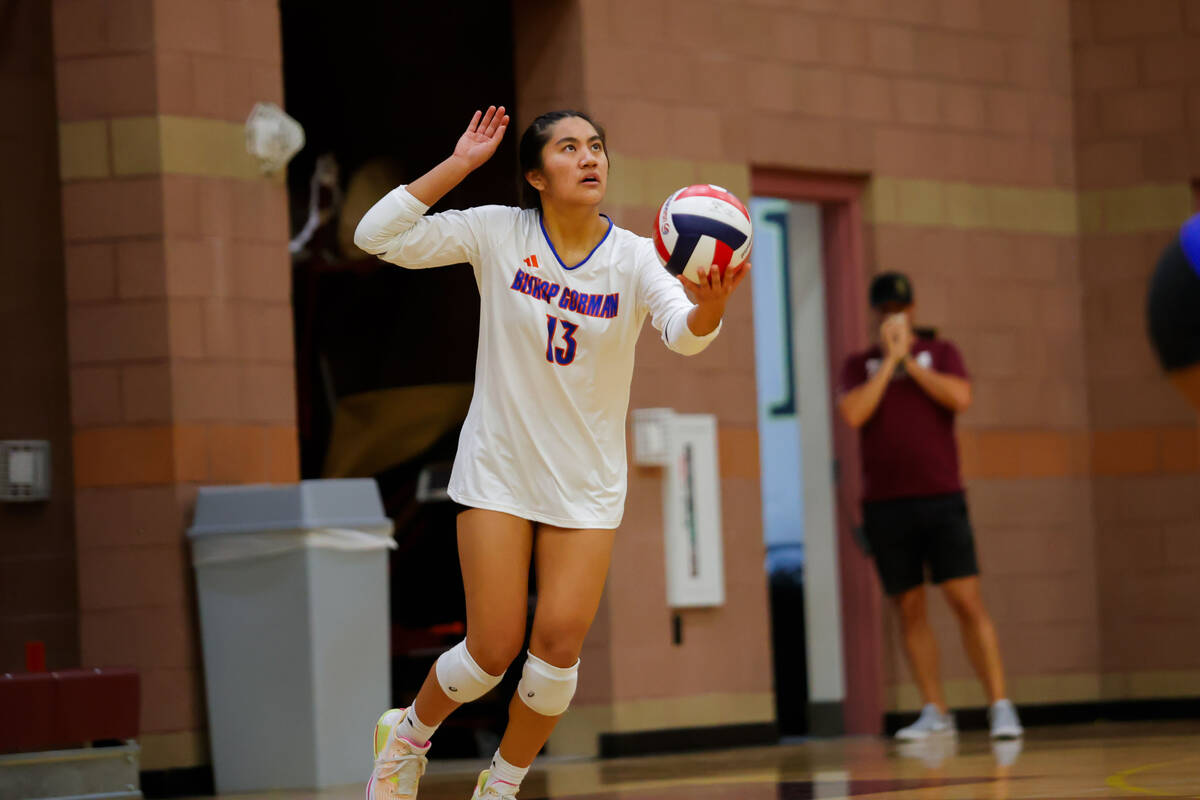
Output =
[{"x1": 523, "y1": 255, "x2": 540, "y2": 269}]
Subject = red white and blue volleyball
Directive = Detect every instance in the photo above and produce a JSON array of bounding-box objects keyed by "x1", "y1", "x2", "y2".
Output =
[{"x1": 653, "y1": 184, "x2": 753, "y2": 284}]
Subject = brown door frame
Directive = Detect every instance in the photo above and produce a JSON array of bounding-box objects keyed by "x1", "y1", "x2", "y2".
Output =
[{"x1": 750, "y1": 168, "x2": 883, "y2": 735}]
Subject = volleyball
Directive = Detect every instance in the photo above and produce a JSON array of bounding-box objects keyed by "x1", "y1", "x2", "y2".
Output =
[{"x1": 653, "y1": 184, "x2": 753, "y2": 283}]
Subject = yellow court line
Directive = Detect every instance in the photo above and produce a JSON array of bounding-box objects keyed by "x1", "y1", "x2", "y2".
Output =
[{"x1": 1106, "y1": 756, "x2": 1200, "y2": 798}]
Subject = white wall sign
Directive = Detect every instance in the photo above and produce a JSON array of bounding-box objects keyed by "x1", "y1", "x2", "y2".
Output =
[{"x1": 662, "y1": 413, "x2": 725, "y2": 608}]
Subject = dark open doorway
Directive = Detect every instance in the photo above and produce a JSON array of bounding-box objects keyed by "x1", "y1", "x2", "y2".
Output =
[{"x1": 280, "y1": 0, "x2": 520, "y2": 757}]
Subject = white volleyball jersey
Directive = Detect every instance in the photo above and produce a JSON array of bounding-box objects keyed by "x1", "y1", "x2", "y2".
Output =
[{"x1": 354, "y1": 186, "x2": 720, "y2": 529}]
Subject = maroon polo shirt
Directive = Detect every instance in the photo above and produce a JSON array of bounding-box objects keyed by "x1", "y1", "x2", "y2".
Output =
[{"x1": 839, "y1": 338, "x2": 968, "y2": 503}]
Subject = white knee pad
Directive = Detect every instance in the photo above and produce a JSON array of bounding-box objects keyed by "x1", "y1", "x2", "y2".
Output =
[
  {"x1": 435, "y1": 640, "x2": 504, "y2": 702},
  {"x1": 517, "y1": 651, "x2": 579, "y2": 717}
]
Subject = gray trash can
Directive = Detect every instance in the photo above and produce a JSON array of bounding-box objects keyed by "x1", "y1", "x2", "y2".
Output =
[{"x1": 187, "y1": 479, "x2": 396, "y2": 793}]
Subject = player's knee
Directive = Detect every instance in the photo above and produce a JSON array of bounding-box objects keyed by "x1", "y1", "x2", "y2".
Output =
[
  {"x1": 518, "y1": 651, "x2": 579, "y2": 717},
  {"x1": 465, "y1": 629, "x2": 526, "y2": 676},
  {"x1": 435, "y1": 639, "x2": 507, "y2": 703},
  {"x1": 529, "y1": 618, "x2": 589, "y2": 667}
]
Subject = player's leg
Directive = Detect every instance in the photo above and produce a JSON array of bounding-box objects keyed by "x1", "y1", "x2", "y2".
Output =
[
  {"x1": 866, "y1": 501, "x2": 955, "y2": 739},
  {"x1": 472, "y1": 524, "x2": 615, "y2": 798},
  {"x1": 928, "y1": 494, "x2": 1022, "y2": 738},
  {"x1": 940, "y1": 575, "x2": 1020, "y2": 738},
  {"x1": 413, "y1": 508, "x2": 533, "y2": 727},
  {"x1": 939, "y1": 577, "x2": 1003, "y2": 701},
  {"x1": 924, "y1": 494, "x2": 1001, "y2": 699},
  {"x1": 863, "y1": 500, "x2": 950, "y2": 736},
  {"x1": 370, "y1": 508, "x2": 532, "y2": 800},
  {"x1": 896, "y1": 585, "x2": 949, "y2": 713}
]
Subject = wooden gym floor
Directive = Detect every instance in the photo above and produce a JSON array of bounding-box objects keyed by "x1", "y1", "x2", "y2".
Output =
[{"x1": 197, "y1": 720, "x2": 1200, "y2": 800}]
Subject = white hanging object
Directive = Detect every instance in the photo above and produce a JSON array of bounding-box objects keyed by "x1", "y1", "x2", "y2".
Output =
[{"x1": 245, "y1": 101, "x2": 306, "y2": 175}]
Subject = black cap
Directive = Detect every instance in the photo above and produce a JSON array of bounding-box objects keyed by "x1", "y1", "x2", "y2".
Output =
[{"x1": 869, "y1": 271, "x2": 914, "y2": 308}]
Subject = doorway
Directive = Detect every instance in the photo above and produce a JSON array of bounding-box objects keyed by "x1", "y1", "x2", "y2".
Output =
[
  {"x1": 751, "y1": 198, "x2": 844, "y2": 736},
  {"x1": 751, "y1": 170, "x2": 883, "y2": 735}
]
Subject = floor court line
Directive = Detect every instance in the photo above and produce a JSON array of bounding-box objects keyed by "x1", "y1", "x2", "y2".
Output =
[{"x1": 1106, "y1": 755, "x2": 1200, "y2": 799}]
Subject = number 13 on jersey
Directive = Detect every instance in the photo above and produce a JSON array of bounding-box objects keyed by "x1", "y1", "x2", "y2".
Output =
[{"x1": 545, "y1": 315, "x2": 578, "y2": 366}]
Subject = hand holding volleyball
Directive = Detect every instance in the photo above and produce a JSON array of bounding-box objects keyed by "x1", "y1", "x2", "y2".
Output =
[
  {"x1": 654, "y1": 183, "x2": 753, "y2": 304},
  {"x1": 452, "y1": 105, "x2": 510, "y2": 170},
  {"x1": 654, "y1": 184, "x2": 754, "y2": 283}
]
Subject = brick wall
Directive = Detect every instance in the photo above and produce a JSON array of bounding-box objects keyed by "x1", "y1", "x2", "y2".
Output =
[
  {"x1": 557, "y1": 0, "x2": 1200, "y2": 716},
  {"x1": 50, "y1": 0, "x2": 295, "y2": 768},
  {"x1": 1073, "y1": 0, "x2": 1200, "y2": 690},
  {"x1": 566, "y1": 0, "x2": 1106, "y2": 713}
]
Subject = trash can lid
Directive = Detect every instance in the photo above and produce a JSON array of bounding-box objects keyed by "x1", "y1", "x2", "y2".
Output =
[{"x1": 187, "y1": 479, "x2": 391, "y2": 537}]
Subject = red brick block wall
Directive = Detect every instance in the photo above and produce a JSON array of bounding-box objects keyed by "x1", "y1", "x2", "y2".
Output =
[
  {"x1": 48, "y1": 0, "x2": 296, "y2": 748},
  {"x1": 567, "y1": 0, "x2": 1099, "y2": 709},
  {"x1": 1074, "y1": 0, "x2": 1200, "y2": 682}
]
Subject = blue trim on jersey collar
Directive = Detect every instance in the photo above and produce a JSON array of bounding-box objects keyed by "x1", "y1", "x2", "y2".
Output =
[
  {"x1": 1181, "y1": 213, "x2": 1200, "y2": 278},
  {"x1": 539, "y1": 213, "x2": 613, "y2": 271}
]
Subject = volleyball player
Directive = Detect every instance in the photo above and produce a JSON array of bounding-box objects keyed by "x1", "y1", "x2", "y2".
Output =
[{"x1": 354, "y1": 106, "x2": 748, "y2": 799}]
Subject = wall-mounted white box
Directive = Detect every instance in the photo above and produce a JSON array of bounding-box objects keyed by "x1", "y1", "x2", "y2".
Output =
[{"x1": 0, "y1": 441, "x2": 50, "y2": 502}]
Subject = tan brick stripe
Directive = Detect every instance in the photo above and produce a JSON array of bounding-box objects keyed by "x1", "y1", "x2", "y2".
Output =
[
  {"x1": 59, "y1": 115, "x2": 276, "y2": 182},
  {"x1": 867, "y1": 178, "x2": 1193, "y2": 235},
  {"x1": 605, "y1": 154, "x2": 1190, "y2": 236},
  {"x1": 57, "y1": 134, "x2": 1191, "y2": 236}
]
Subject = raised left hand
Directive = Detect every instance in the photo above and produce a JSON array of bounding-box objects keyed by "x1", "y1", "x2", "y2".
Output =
[{"x1": 678, "y1": 261, "x2": 751, "y2": 309}]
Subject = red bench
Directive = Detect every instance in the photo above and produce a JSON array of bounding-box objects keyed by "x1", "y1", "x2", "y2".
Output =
[{"x1": 0, "y1": 667, "x2": 139, "y2": 753}]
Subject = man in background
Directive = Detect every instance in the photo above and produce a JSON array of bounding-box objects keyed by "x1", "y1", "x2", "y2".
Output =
[{"x1": 838, "y1": 272, "x2": 1022, "y2": 741}]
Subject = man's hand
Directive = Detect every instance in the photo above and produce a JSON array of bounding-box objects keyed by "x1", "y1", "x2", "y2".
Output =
[{"x1": 881, "y1": 313, "x2": 913, "y2": 363}]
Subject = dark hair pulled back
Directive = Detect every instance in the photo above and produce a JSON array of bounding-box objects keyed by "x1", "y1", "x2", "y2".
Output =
[{"x1": 518, "y1": 110, "x2": 607, "y2": 210}]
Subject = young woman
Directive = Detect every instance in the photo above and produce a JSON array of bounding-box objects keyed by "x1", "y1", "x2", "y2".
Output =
[{"x1": 354, "y1": 106, "x2": 749, "y2": 800}]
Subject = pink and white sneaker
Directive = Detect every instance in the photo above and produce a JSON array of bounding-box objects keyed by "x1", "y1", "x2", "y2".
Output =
[
  {"x1": 366, "y1": 708, "x2": 430, "y2": 800},
  {"x1": 470, "y1": 770, "x2": 519, "y2": 799}
]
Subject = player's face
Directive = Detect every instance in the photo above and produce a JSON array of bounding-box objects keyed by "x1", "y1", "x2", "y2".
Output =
[{"x1": 529, "y1": 116, "x2": 608, "y2": 207}]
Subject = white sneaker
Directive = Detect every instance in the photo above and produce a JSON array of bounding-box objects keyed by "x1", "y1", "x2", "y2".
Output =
[
  {"x1": 895, "y1": 704, "x2": 956, "y2": 741},
  {"x1": 367, "y1": 708, "x2": 430, "y2": 800},
  {"x1": 470, "y1": 770, "x2": 519, "y2": 799},
  {"x1": 989, "y1": 699, "x2": 1023, "y2": 739}
]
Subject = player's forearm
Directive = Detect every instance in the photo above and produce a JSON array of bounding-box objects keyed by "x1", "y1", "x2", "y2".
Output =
[
  {"x1": 838, "y1": 360, "x2": 896, "y2": 427},
  {"x1": 406, "y1": 155, "x2": 475, "y2": 207},
  {"x1": 903, "y1": 357, "x2": 972, "y2": 412}
]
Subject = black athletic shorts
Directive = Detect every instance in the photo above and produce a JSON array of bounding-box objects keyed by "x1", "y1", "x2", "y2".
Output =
[
  {"x1": 1147, "y1": 235, "x2": 1200, "y2": 372},
  {"x1": 861, "y1": 491, "x2": 979, "y2": 596}
]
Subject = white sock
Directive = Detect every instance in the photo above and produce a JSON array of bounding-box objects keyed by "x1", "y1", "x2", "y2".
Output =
[
  {"x1": 396, "y1": 705, "x2": 437, "y2": 747},
  {"x1": 485, "y1": 750, "x2": 529, "y2": 793}
]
